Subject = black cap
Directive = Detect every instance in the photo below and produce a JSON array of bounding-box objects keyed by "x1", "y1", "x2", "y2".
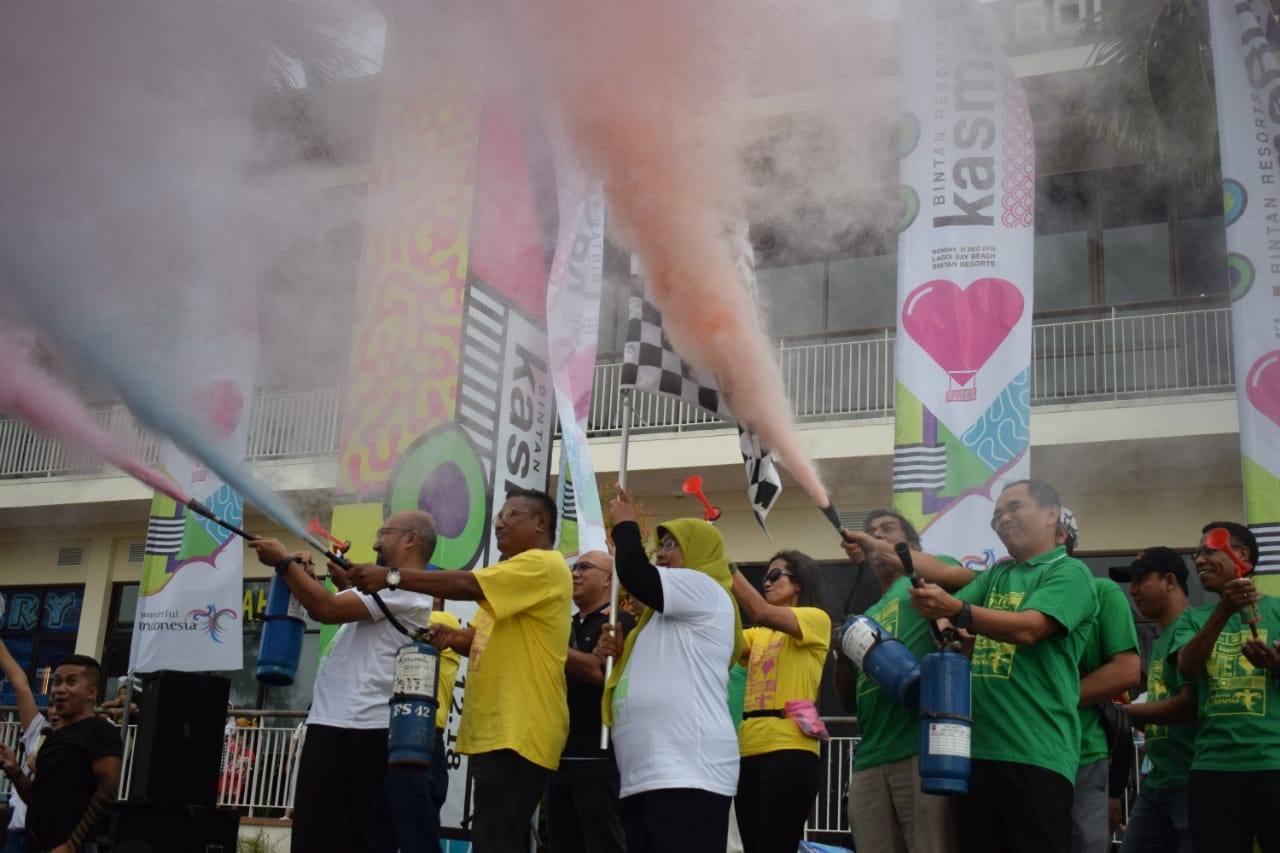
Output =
[{"x1": 1109, "y1": 546, "x2": 1188, "y2": 583}]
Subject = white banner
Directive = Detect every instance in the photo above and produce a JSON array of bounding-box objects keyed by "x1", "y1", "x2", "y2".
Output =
[
  {"x1": 546, "y1": 134, "x2": 608, "y2": 556},
  {"x1": 131, "y1": 296, "x2": 256, "y2": 672},
  {"x1": 1210, "y1": 1, "x2": 1280, "y2": 574},
  {"x1": 893, "y1": 0, "x2": 1035, "y2": 568}
]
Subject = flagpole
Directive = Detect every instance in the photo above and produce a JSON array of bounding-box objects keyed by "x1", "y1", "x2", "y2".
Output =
[{"x1": 601, "y1": 387, "x2": 634, "y2": 749}]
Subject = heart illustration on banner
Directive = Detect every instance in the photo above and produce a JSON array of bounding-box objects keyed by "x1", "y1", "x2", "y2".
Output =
[
  {"x1": 902, "y1": 278, "x2": 1025, "y2": 385},
  {"x1": 1246, "y1": 350, "x2": 1280, "y2": 428}
]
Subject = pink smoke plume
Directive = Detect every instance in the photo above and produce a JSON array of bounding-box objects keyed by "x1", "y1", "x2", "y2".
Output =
[
  {"x1": 0, "y1": 336, "x2": 189, "y2": 504},
  {"x1": 517, "y1": 0, "x2": 832, "y2": 508}
]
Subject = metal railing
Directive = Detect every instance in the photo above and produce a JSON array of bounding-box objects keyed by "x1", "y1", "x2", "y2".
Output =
[{"x1": 0, "y1": 307, "x2": 1236, "y2": 479}]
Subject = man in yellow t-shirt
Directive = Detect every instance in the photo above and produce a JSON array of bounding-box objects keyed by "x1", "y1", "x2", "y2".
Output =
[{"x1": 350, "y1": 488, "x2": 573, "y2": 853}]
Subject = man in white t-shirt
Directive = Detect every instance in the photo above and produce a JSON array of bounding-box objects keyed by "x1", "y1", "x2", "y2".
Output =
[{"x1": 249, "y1": 510, "x2": 434, "y2": 853}]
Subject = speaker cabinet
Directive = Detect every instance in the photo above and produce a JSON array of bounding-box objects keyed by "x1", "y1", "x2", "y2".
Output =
[
  {"x1": 128, "y1": 671, "x2": 231, "y2": 808},
  {"x1": 107, "y1": 802, "x2": 239, "y2": 853}
]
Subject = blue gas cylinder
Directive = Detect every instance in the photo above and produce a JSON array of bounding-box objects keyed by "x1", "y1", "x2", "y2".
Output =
[
  {"x1": 388, "y1": 640, "x2": 441, "y2": 766},
  {"x1": 840, "y1": 614, "x2": 922, "y2": 711},
  {"x1": 255, "y1": 574, "x2": 304, "y2": 686},
  {"x1": 918, "y1": 646, "x2": 972, "y2": 794}
]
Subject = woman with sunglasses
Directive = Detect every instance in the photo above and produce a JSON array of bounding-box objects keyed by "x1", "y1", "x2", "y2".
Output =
[
  {"x1": 597, "y1": 493, "x2": 745, "y2": 853},
  {"x1": 729, "y1": 550, "x2": 830, "y2": 853}
]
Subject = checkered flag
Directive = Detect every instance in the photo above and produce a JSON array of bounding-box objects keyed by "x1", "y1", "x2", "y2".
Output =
[{"x1": 620, "y1": 292, "x2": 783, "y2": 533}]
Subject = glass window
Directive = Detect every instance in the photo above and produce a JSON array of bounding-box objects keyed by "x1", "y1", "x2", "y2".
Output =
[
  {"x1": 0, "y1": 585, "x2": 86, "y2": 707},
  {"x1": 1176, "y1": 216, "x2": 1228, "y2": 297},
  {"x1": 1104, "y1": 223, "x2": 1171, "y2": 304},
  {"x1": 1034, "y1": 230, "x2": 1090, "y2": 312},
  {"x1": 757, "y1": 263, "x2": 826, "y2": 337},
  {"x1": 828, "y1": 256, "x2": 897, "y2": 331}
]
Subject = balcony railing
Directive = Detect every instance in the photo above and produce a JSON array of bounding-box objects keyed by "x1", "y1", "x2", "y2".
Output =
[{"x1": 0, "y1": 307, "x2": 1236, "y2": 479}]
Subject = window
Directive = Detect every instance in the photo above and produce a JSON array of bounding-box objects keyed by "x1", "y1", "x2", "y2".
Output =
[{"x1": 0, "y1": 585, "x2": 85, "y2": 707}]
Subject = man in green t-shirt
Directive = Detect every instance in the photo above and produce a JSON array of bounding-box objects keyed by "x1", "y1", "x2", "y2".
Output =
[
  {"x1": 1176, "y1": 521, "x2": 1280, "y2": 853},
  {"x1": 834, "y1": 509, "x2": 964, "y2": 853},
  {"x1": 1109, "y1": 546, "x2": 1195, "y2": 853},
  {"x1": 910, "y1": 480, "x2": 1097, "y2": 853}
]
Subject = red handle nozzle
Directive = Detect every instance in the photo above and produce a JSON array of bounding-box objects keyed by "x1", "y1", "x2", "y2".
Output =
[
  {"x1": 1205, "y1": 527, "x2": 1261, "y2": 634},
  {"x1": 307, "y1": 517, "x2": 351, "y2": 554}
]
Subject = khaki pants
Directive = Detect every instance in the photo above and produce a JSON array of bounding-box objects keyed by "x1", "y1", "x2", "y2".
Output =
[{"x1": 849, "y1": 754, "x2": 956, "y2": 853}]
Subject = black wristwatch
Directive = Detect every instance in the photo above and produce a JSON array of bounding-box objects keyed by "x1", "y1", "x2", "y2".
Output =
[
  {"x1": 952, "y1": 601, "x2": 973, "y2": 630},
  {"x1": 386, "y1": 567, "x2": 401, "y2": 590},
  {"x1": 274, "y1": 556, "x2": 299, "y2": 576}
]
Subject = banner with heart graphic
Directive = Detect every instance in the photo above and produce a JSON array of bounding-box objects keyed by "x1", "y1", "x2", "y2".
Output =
[
  {"x1": 1210, "y1": 2, "x2": 1280, "y2": 576},
  {"x1": 892, "y1": 0, "x2": 1034, "y2": 568}
]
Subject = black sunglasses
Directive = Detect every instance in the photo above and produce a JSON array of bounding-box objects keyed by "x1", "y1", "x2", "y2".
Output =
[{"x1": 764, "y1": 568, "x2": 796, "y2": 584}]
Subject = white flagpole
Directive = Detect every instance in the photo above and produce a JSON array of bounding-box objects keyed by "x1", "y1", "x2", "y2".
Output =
[{"x1": 601, "y1": 387, "x2": 634, "y2": 749}]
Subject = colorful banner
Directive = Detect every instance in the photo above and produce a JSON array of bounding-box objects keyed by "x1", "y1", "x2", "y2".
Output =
[
  {"x1": 132, "y1": 297, "x2": 256, "y2": 672},
  {"x1": 1209, "y1": 1, "x2": 1280, "y2": 575},
  {"x1": 327, "y1": 10, "x2": 557, "y2": 839},
  {"x1": 893, "y1": 0, "x2": 1035, "y2": 568},
  {"x1": 546, "y1": 134, "x2": 607, "y2": 557}
]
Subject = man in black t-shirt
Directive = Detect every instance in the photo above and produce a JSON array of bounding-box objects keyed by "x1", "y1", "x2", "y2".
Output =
[
  {"x1": 3, "y1": 655, "x2": 121, "y2": 853},
  {"x1": 546, "y1": 550, "x2": 636, "y2": 853}
]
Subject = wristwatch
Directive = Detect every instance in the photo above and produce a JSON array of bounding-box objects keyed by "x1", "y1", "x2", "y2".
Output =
[
  {"x1": 386, "y1": 567, "x2": 401, "y2": 590},
  {"x1": 274, "y1": 556, "x2": 299, "y2": 576},
  {"x1": 952, "y1": 601, "x2": 973, "y2": 630}
]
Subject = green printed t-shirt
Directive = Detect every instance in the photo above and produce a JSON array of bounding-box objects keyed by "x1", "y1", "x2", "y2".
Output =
[
  {"x1": 1185, "y1": 595, "x2": 1280, "y2": 772},
  {"x1": 955, "y1": 546, "x2": 1097, "y2": 782},
  {"x1": 854, "y1": 573, "x2": 944, "y2": 771},
  {"x1": 1142, "y1": 611, "x2": 1197, "y2": 790},
  {"x1": 1077, "y1": 577, "x2": 1140, "y2": 766}
]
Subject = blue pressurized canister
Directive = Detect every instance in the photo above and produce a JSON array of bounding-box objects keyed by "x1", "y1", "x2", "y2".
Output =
[{"x1": 255, "y1": 574, "x2": 304, "y2": 686}]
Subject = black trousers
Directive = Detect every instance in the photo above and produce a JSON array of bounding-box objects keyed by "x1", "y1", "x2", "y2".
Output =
[
  {"x1": 546, "y1": 757, "x2": 626, "y2": 853},
  {"x1": 621, "y1": 787, "x2": 732, "y2": 853},
  {"x1": 735, "y1": 750, "x2": 821, "y2": 853},
  {"x1": 1188, "y1": 769, "x2": 1280, "y2": 853},
  {"x1": 956, "y1": 759, "x2": 1072, "y2": 853},
  {"x1": 290, "y1": 725, "x2": 388, "y2": 853},
  {"x1": 468, "y1": 749, "x2": 553, "y2": 853}
]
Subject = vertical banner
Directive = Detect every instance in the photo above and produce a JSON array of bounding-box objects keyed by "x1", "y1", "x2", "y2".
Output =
[
  {"x1": 546, "y1": 135, "x2": 608, "y2": 556},
  {"x1": 1209, "y1": 1, "x2": 1280, "y2": 577},
  {"x1": 328, "y1": 9, "x2": 557, "y2": 840},
  {"x1": 132, "y1": 297, "x2": 256, "y2": 673},
  {"x1": 893, "y1": 0, "x2": 1035, "y2": 568}
]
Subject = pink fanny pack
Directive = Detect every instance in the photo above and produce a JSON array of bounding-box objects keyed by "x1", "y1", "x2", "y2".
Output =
[{"x1": 784, "y1": 700, "x2": 830, "y2": 742}]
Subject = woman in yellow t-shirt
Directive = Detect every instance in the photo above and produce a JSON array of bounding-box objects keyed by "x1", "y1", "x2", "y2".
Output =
[{"x1": 730, "y1": 549, "x2": 831, "y2": 853}]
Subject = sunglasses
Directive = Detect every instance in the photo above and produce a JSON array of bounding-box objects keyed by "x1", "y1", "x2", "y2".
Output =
[
  {"x1": 571, "y1": 561, "x2": 608, "y2": 574},
  {"x1": 764, "y1": 568, "x2": 796, "y2": 584}
]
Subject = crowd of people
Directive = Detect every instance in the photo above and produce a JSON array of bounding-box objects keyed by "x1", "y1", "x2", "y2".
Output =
[{"x1": 0, "y1": 479, "x2": 1276, "y2": 853}]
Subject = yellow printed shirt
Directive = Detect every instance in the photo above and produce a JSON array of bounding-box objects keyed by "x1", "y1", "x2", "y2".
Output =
[
  {"x1": 429, "y1": 610, "x2": 462, "y2": 732},
  {"x1": 738, "y1": 606, "x2": 831, "y2": 757},
  {"x1": 457, "y1": 549, "x2": 573, "y2": 770},
  {"x1": 1185, "y1": 595, "x2": 1280, "y2": 771},
  {"x1": 955, "y1": 546, "x2": 1097, "y2": 782}
]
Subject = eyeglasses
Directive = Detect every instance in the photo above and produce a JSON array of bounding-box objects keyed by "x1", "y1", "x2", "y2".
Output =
[
  {"x1": 494, "y1": 507, "x2": 539, "y2": 525},
  {"x1": 571, "y1": 561, "x2": 609, "y2": 574},
  {"x1": 377, "y1": 527, "x2": 409, "y2": 538},
  {"x1": 764, "y1": 568, "x2": 796, "y2": 584},
  {"x1": 656, "y1": 537, "x2": 680, "y2": 553}
]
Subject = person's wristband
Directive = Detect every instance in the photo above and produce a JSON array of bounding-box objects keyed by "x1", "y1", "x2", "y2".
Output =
[{"x1": 275, "y1": 556, "x2": 300, "y2": 576}]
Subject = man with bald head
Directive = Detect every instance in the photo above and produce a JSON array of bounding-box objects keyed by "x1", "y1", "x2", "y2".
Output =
[
  {"x1": 249, "y1": 510, "x2": 436, "y2": 853},
  {"x1": 544, "y1": 550, "x2": 636, "y2": 853}
]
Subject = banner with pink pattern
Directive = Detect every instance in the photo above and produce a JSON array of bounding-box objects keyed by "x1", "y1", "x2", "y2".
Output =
[
  {"x1": 1209, "y1": 1, "x2": 1280, "y2": 574},
  {"x1": 893, "y1": 0, "x2": 1035, "y2": 567}
]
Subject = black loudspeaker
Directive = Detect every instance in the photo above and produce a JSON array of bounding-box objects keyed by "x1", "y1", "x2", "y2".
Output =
[
  {"x1": 128, "y1": 671, "x2": 231, "y2": 808},
  {"x1": 106, "y1": 802, "x2": 239, "y2": 853}
]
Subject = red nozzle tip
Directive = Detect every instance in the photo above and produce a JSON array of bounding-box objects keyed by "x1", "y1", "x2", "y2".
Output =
[
  {"x1": 682, "y1": 476, "x2": 702, "y2": 494},
  {"x1": 1205, "y1": 528, "x2": 1230, "y2": 550}
]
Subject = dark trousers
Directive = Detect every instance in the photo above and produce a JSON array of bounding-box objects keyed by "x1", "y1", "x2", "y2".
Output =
[
  {"x1": 735, "y1": 750, "x2": 820, "y2": 853},
  {"x1": 621, "y1": 788, "x2": 732, "y2": 853},
  {"x1": 469, "y1": 749, "x2": 553, "y2": 853},
  {"x1": 956, "y1": 759, "x2": 1072, "y2": 853},
  {"x1": 291, "y1": 725, "x2": 388, "y2": 853},
  {"x1": 1188, "y1": 769, "x2": 1280, "y2": 853},
  {"x1": 369, "y1": 731, "x2": 449, "y2": 853},
  {"x1": 546, "y1": 757, "x2": 626, "y2": 853}
]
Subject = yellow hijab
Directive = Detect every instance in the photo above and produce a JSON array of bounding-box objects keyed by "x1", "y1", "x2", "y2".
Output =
[{"x1": 602, "y1": 518, "x2": 746, "y2": 725}]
